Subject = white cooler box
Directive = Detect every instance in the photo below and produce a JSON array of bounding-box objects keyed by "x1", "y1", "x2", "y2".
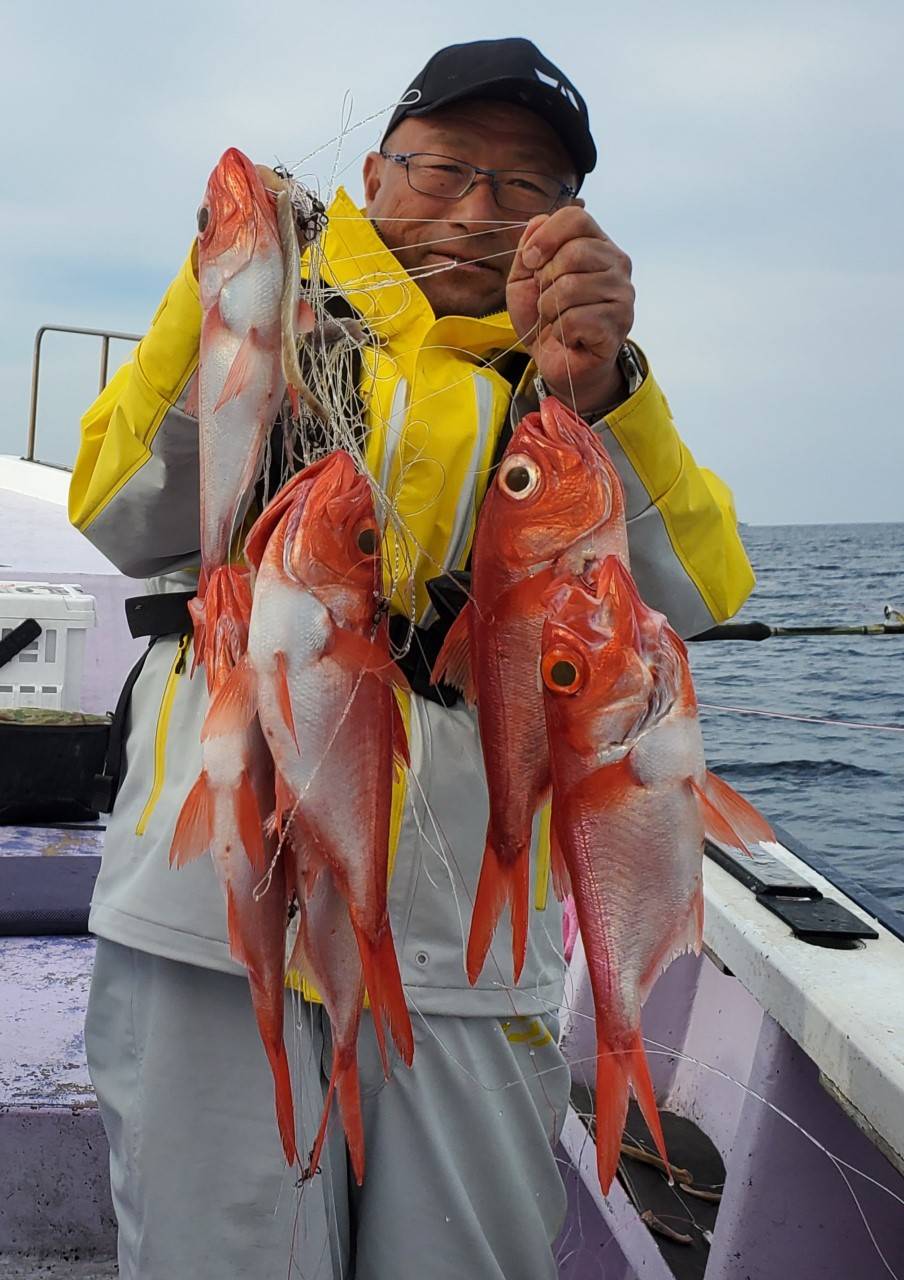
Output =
[{"x1": 0, "y1": 583, "x2": 97, "y2": 711}]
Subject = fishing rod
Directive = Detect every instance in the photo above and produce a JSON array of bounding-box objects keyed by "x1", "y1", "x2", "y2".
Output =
[{"x1": 691, "y1": 620, "x2": 904, "y2": 642}]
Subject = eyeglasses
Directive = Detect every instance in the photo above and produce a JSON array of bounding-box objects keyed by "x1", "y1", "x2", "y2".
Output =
[{"x1": 380, "y1": 151, "x2": 577, "y2": 215}]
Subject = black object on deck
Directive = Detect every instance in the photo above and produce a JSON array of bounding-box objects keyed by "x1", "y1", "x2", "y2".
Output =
[
  {"x1": 0, "y1": 721, "x2": 110, "y2": 824},
  {"x1": 0, "y1": 854, "x2": 101, "y2": 935},
  {"x1": 705, "y1": 833, "x2": 881, "y2": 949}
]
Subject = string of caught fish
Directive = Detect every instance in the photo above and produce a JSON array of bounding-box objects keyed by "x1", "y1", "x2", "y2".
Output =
[
  {"x1": 170, "y1": 140, "x2": 546, "y2": 1190},
  {"x1": 172, "y1": 137, "x2": 789, "y2": 1235}
]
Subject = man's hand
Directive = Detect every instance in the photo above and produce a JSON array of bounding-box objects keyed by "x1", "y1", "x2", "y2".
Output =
[{"x1": 506, "y1": 208, "x2": 635, "y2": 418}]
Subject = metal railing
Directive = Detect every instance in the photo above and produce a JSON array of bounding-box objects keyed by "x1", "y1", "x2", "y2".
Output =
[{"x1": 25, "y1": 324, "x2": 142, "y2": 464}]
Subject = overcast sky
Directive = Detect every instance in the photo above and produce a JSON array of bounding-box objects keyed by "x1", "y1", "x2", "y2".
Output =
[{"x1": 2, "y1": 0, "x2": 901, "y2": 524}]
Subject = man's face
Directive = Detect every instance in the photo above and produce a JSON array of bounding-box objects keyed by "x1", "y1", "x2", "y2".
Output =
[{"x1": 362, "y1": 100, "x2": 577, "y2": 318}]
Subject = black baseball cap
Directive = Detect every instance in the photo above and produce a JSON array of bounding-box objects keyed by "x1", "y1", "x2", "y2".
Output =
[{"x1": 381, "y1": 38, "x2": 597, "y2": 184}]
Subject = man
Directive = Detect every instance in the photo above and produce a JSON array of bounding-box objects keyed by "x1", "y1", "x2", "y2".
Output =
[{"x1": 71, "y1": 37, "x2": 754, "y2": 1280}]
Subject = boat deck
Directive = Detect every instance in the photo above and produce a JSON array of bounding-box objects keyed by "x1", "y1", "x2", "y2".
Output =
[{"x1": 0, "y1": 825, "x2": 115, "y2": 1266}]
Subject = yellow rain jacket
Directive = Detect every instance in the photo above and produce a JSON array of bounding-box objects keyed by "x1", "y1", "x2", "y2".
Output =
[{"x1": 70, "y1": 190, "x2": 754, "y2": 1013}]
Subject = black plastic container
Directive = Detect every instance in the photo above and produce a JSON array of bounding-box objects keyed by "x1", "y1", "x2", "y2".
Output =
[{"x1": 0, "y1": 720, "x2": 111, "y2": 824}]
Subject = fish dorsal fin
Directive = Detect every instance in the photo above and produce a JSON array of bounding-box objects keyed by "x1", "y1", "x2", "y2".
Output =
[
  {"x1": 430, "y1": 603, "x2": 475, "y2": 702},
  {"x1": 692, "y1": 770, "x2": 775, "y2": 857}
]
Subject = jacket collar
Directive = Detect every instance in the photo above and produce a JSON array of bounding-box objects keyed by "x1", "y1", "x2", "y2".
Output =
[{"x1": 318, "y1": 188, "x2": 523, "y2": 362}]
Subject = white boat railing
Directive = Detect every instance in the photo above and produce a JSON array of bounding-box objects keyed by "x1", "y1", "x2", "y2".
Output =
[{"x1": 26, "y1": 324, "x2": 141, "y2": 467}]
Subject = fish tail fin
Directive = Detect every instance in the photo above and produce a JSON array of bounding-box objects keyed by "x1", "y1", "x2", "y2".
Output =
[
  {"x1": 594, "y1": 1027, "x2": 670, "y2": 1194},
  {"x1": 694, "y1": 771, "x2": 775, "y2": 857},
  {"x1": 311, "y1": 1048, "x2": 367, "y2": 1186},
  {"x1": 237, "y1": 918, "x2": 297, "y2": 1167},
  {"x1": 305, "y1": 1071, "x2": 337, "y2": 1185},
  {"x1": 169, "y1": 772, "x2": 213, "y2": 868},
  {"x1": 354, "y1": 924, "x2": 414, "y2": 1073},
  {"x1": 466, "y1": 838, "x2": 530, "y2": 985},
  {"x1": 337, "y1": 1053, "x2": 365, "y2": 1186},
  {"x1": 270, "y1": 1041, "x2": 298, "y2": 1168}
]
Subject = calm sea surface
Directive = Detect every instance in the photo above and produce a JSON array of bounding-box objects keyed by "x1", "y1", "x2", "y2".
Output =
[{"x1": 689, "y1": 523, "x2": 904, "y2": 917}]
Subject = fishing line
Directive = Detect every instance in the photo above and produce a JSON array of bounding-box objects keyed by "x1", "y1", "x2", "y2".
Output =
[
  {"x1": 330, "y1": 215, "x2": 531, "y2": 226},
  {"x1": 286, "y1": 89, "x2": 423, "y2": 171},
  {"x1": 326, "y1": 222, "x2": 529, "y2": 266},
  {"x1": 699, "y1": 702, "x2": 904, "y2": 734},
  {"x1": 498, "y1": 981, "x2": 904, "y2": 1278}
]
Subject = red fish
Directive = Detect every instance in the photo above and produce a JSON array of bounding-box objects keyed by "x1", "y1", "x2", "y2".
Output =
[
  {"x1": 289, "y1": 865, "x2": 366, "y2": 1185},
  {"x1": 432, "y1": 395, "x2": 629, "y2": 984},
  {"x1": 170, "y1": 569, "x2": 296, "y2": 1165},
  {"x1": 206, "y1": 452, "x2": 413, "y2": 1076},
  {"x1": 541, "y1": 556, "x2": 773, "y2": 1192},
  {"x1": 190, "y1": 147, "x2": 316, "y2": 689}
]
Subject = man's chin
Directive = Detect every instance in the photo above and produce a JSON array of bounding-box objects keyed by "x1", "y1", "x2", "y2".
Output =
[{"x1": 420, "y1": 277, "x2": 508, "y2": 319}]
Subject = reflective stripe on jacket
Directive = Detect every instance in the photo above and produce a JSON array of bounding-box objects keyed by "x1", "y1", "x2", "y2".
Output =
[{"x1": 71, "y1": 189, "x2": 754, "y2": 1014}]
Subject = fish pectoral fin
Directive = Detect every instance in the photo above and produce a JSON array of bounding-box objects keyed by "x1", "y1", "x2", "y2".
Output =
[
  {"x1": 694, "y1": 771, "x2": 775, "y2": 858},
  {"x1": 169, "y1": 772, "x2": 213, "y2": 868},
  {"x1": 274, "y1": 651, "x2": 299, "y2": 750},
  {"x1": 296, "y1": 298, "x2": 317, "y2": 334},
  {"x1": 202, "y1": 656, "x2": 257, "y2": 739},
  {"x1": 430, "y1": 603, "x2": 476, "y2": 703},
  {"x1": 327, "y1": 625, "x2": 409, "y2": 691},
  {"x1": 213, "y1": 327, "x2": 263, "y2": 412},
  {"x1": 234, "y1": 770, "x2": 267, "y2": 872}
]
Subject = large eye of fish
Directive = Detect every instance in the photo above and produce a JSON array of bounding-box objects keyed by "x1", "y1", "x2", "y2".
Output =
[
  {"x1": 197, "y1": 206, "x2": 210, "y2": 233},
  {"x1": 541, "y1": 647, "x2": 585, "y2": 695},
  {"x1": 498, "y1": 454, "x2": 541, "y2": 500},
  {"x1": 356, "y1": 525, "x2": 378, "y2": 555}
]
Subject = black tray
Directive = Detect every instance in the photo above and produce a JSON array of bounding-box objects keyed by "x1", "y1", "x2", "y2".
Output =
[{"x1": 0, "y1": 721, "x2": 111, "y2": 824}]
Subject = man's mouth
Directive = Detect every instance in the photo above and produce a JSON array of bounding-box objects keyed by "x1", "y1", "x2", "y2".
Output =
[{"x1": 423, "y1": 250, "x2": 499, "y2": 275}]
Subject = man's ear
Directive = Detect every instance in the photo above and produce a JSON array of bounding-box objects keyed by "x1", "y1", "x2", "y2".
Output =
[{"x1": 363, "y1": 151, "x2": 384, "y2": 206}]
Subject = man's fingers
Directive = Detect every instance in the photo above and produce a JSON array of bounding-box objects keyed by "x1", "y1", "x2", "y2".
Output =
[
  {"x1": 535, "y1": 239, "x2": 632, "y2": 291},
  {"x1": 520, "y1": 206, "x2": 614, "y2": 269},
  {"x1": 537, "y1": 271, "x2": 635, "y2": 326},
  {"x1": 543, "y1": 302, "x2": 626, "y2": 354},
  {"x1": 509, "y1": 214, "x2": 551, "y2": 283}
]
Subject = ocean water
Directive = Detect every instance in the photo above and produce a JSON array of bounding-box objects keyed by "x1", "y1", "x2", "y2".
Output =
[{"x1": 689, "y1": 522, "x2": 904, "y2": 917}]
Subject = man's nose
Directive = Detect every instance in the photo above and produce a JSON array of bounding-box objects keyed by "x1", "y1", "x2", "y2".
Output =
[{"x1": 449, "y1": 174, "x2": 507, "y2": 224}]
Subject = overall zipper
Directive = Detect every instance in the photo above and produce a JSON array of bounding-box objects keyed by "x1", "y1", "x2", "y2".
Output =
[{"x1": 135, "y1": 633, "x2": 190, "y2": 836}]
